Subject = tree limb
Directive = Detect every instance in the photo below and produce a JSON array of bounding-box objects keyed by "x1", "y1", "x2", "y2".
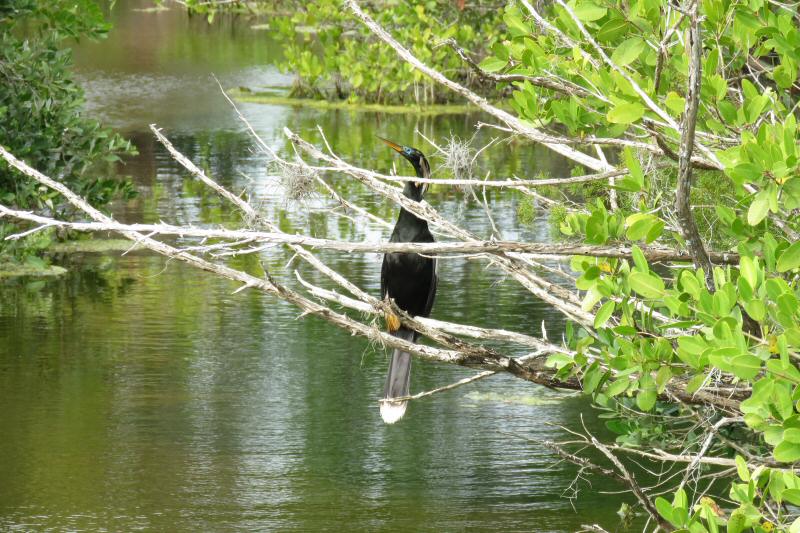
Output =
[{"x1": 344, "y1": 0, "x2": 614, "y2": 172}]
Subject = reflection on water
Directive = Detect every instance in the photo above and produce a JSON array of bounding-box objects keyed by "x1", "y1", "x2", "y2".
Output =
[{"x1": 0, "y1": 1, "x2": 635, "y2": 531}]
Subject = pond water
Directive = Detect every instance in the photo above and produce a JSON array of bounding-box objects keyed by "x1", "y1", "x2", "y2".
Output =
[{"x1": 0, "y1": 2, "x2": 637, "y2": 531}]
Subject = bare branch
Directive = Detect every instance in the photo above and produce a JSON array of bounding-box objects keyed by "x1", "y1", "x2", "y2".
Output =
[
  {"x1": 0, "y1": 206, "x2": 741, "y2": 264},
  {"x1": 673, "y1": 2, "x2": 715, "y2": 290},
  {"x1": 590, "y1": 436, "x2": 671, "y2": 531},
  {"x1": 344, "y1": 0, "x2": 614, "y2": 172},
  {"x1": 439, "y1": 37, "x2": 594, "y2": 99}
]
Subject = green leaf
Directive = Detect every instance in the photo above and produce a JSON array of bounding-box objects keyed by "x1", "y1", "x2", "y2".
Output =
[
  {"x1": 478, "y1": 56, "x2": 507, "y2": 73},
  {"x1": 735, "y1": 455, "x2": 750, "y2": 481},
  {"x1": 747, "y1": 190, "x2": 770, "y2": 225},
  {"x1": 782, "y1": 488, "x2": 800, "y2": 506},
  {"x1": 629, "y1": 271, "x2": 665, "y2": 299},
  {"x1": 614, "y1": 177, "x2": 643, "y2": 192},
  {"x1": 665, "y1": 91, "x2": 686, "y2": 115},
  {"x1": 655, "y1": 366, "x2": 672, "y2": 392},
  {"x1": 503, "y1": 12, "x2": 530, "y2": 37},
  {"x1": 739, "y1": 256, "x2": 758, "y2": 289},
  {"x1": 607, "y1": 102, "x2": 645, "y2": 124},
  {"x1": 744, "y1": 300, "x2": 766, "y2": 322},
  {"x1": 606, "y1": 378, "x2": 630, "y2": 397},
  {"x1": 573, "y1": 1, "x2": 607, "y2": 21},
  {"x1": 492, "y1": 41, "x2": 510, "y2": 61},
  {"x1": 594, "y1": 300, "x2": 615, "y2": 328},
  {"x1": 622, "y1": 147, "x2": 644, "y2": 188},
  {"x1": 585, "y1": 209, "x2": 609, "y2": 244},
  {"x1": 785, "y1": 428, "x2": 800, "y2": 444},
  {"x1": 730, "y1": 354, "x2": 762, "y2": 380},
  {"x1": 583, "y1": 363, "x2": 604, "y2": 393},
  {"x1": 610, "y1": 37, "x2": 645, "y2": 66},
  {"x1": 625, "y1": 213, "x2": 664, "y2": 243},
  {"x1": 685, "y1": 373, "x2": 707, "y2": 394},
  {"x1": 636, "y1": 388, "x2": 657, "y2": 411},
  {"x1": 727, "y1": 509, "x2": 747, "y2": 533},
  {"x1": 774, "y1": 440, "x2": 800, "y2": 463},
  {"x1": 777, "y1": 241, "x2": 800, "y2": 272},
  {"x1": 655, "y1": 497, "x2": 674, "y2": 524},
  {"x1": 631, "y1": 245, "x2": 648, "y2": 273},
  {"x1": 596, "y1": 18, "x2": 628, "y2": 42}
]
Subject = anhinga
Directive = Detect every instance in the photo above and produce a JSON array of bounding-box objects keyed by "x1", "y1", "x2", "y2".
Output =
[{"x1": 379, "y1": 138, "x2": 437, "y2": 424}]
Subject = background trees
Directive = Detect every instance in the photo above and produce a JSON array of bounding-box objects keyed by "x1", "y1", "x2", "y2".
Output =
[{"x1": 0, "y1": 0, "x2": 135, "y2": 260}]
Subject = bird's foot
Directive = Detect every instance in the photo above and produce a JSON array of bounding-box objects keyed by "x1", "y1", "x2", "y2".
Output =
[{"x1": 386, "y1": 312, "x2": 401, "y2": 332}]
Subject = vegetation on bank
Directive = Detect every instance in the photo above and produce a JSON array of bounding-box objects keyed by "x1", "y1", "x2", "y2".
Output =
[
  {"x1": 176, "y1": 0, "x2": 506, "y2": 104},
  {"x1": 0, "y1": 0, "x2": 136, "y2": 268},
  {"x1": 229, "y1": 87, "x2": 477, "y2": 113}
]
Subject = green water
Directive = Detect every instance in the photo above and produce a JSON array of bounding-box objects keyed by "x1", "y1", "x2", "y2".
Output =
[{"x1": 0, "y1": 2, "x2": 636, "y2": 531}]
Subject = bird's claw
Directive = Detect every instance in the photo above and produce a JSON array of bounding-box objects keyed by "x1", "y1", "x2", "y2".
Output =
[{"x1": 386, "y1": 312, "x2": 401, "y2": 332}]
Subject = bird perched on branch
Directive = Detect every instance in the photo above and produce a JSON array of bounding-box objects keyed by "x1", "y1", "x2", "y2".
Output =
[{"x1": 379, "y1": 138, "x2": 437, "y2": 424}]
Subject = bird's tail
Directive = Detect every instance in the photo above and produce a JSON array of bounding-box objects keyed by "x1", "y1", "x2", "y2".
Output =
[{"x1": 381, "y1": 327, "x2": 415, "y2": 424}]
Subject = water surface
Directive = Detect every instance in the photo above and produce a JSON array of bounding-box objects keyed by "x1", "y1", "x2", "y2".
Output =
[{"x1": 0, "y1": 3, "x2": 635, "y2": 531}]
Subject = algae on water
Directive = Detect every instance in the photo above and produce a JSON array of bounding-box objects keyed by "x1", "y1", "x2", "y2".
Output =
[
  {"x1": 0, "y1": 262, "x2": 67, "y2": 278},
  {"x1": 49, "y1": 239, "x2": 135, "y2": 254},
  {"x1": 464, "y1": 391, "x2": 574, "y2": 406},
  {"x1": 230, "y1": 88, "x2": 476, "y2": 115}
]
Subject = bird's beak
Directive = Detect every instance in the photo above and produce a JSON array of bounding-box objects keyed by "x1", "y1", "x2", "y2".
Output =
[
  {"x1": 379, "y1": 137, "x2": 404, "y2": 154},
  {"x1": 380, "y1": 137, "x2": 427, "y2": 192}
]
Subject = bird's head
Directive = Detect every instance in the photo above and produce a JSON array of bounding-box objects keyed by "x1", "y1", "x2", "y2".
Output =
[{"x1": 380, "y1": 137, "x2": 431, "y2": 200}]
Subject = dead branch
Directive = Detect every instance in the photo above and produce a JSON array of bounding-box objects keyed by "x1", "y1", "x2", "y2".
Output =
[
  {"x1": 590, "y1": 435, "x2": 671, "y2": 531},
  {"x1": 0, "y1": 144, "x2": 750, "y2": 416},
  {"x1": 284, "y1": 127, "x2": 598, "y2": 327},
  {"x1": 0, "y1": 206, "x2": 741, "y2": 264},
  {"x1": 439, "y1": 37, "x2": 593, "y2": 98},
  {"x1": 674, "y1": 1, "x2": 715, "y2": 290},
  {"x1": 344, "y1": 0, "x2": 614, "y2": 172},
  {"x1": 295, "y1": 271, "x2": 563, "y2": 351}
]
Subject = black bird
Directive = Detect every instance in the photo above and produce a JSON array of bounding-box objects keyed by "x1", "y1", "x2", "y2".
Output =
[{"x1": 379, "y1": 138, "x2": 437, "y2": 424}]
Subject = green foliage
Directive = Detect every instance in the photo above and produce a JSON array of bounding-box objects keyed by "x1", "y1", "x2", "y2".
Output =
[
  {"x1": 474, "y1": 0, "x2": 800, "y2": 528},
  {"x1": 266, "y1": 1, "x2": 504, "y2": 104},
  {"x1": 0, "y1": 0, "x2": 137, "y2": 261},
  {"x1": 517, "y1": 195, "x2": 537, "y2": 224}
]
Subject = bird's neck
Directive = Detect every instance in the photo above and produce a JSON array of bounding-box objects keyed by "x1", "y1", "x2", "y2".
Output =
[
  {"x1": 397, "y1": 174, "x2": 427, "y2": 229},
  {"x1": 402, "y1": 181, "x2": 423, "y2": 202}
]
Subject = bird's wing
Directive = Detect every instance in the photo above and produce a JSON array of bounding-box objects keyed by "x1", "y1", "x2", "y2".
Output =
[
  {"x1": 423, "y1": 257, "x2": 438, "y2": 317},
  {"x1": 380, "y1": 253, "x2": 389, "y2": 300}
]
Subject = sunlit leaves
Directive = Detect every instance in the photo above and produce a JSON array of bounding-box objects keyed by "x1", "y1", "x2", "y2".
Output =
[
  {"x1": 664, "y1": 91, "x2": 686, "y2": 115},
  {"x1": 594, "y1": 300, "x2": 615, "y2": 328},
  {"x1": 628, "y1": 271, "x2": 665, "y2": 299},
  {"x1": 774, "y1": 441, "x2": 800, "y2": 463},
  {"x1": 625, "y1": 213, "x2": 663, "y2": 243},
  {"x1": 494, "y1": 0, "x2": 800, "y2": 520},
  {"x1": 747, "y1": 190, "x2": 771, "y2": 225},
  {"x1": 607, "y1": 102, "x2": 644, "y2": 124},
  {"x1": 503, "y1": 8, "x2": 530, "y2": 37},
  {"x1": 777, "y1": 242, "x2": 800, "y2": 272},
  {"x1": 610, "y1": 37, "x2": 645, "y2": 66},
  {"x1": 636, "y1": 387, "x2": 657, "y2": 411},
  {"x1": 478, "y1": 56, "x2": 507, "y2": 72},
  {"x1": 596, "y1": 18, "x2": 629, "y2": 42},
  {"x1": 571, "y1": 0, "x2": 606, "y2": 21}
]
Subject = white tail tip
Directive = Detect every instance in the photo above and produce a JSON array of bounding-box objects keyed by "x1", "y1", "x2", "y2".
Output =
[{"x1": 380, "y1": 400, "x2": 407, "y2": 424}]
